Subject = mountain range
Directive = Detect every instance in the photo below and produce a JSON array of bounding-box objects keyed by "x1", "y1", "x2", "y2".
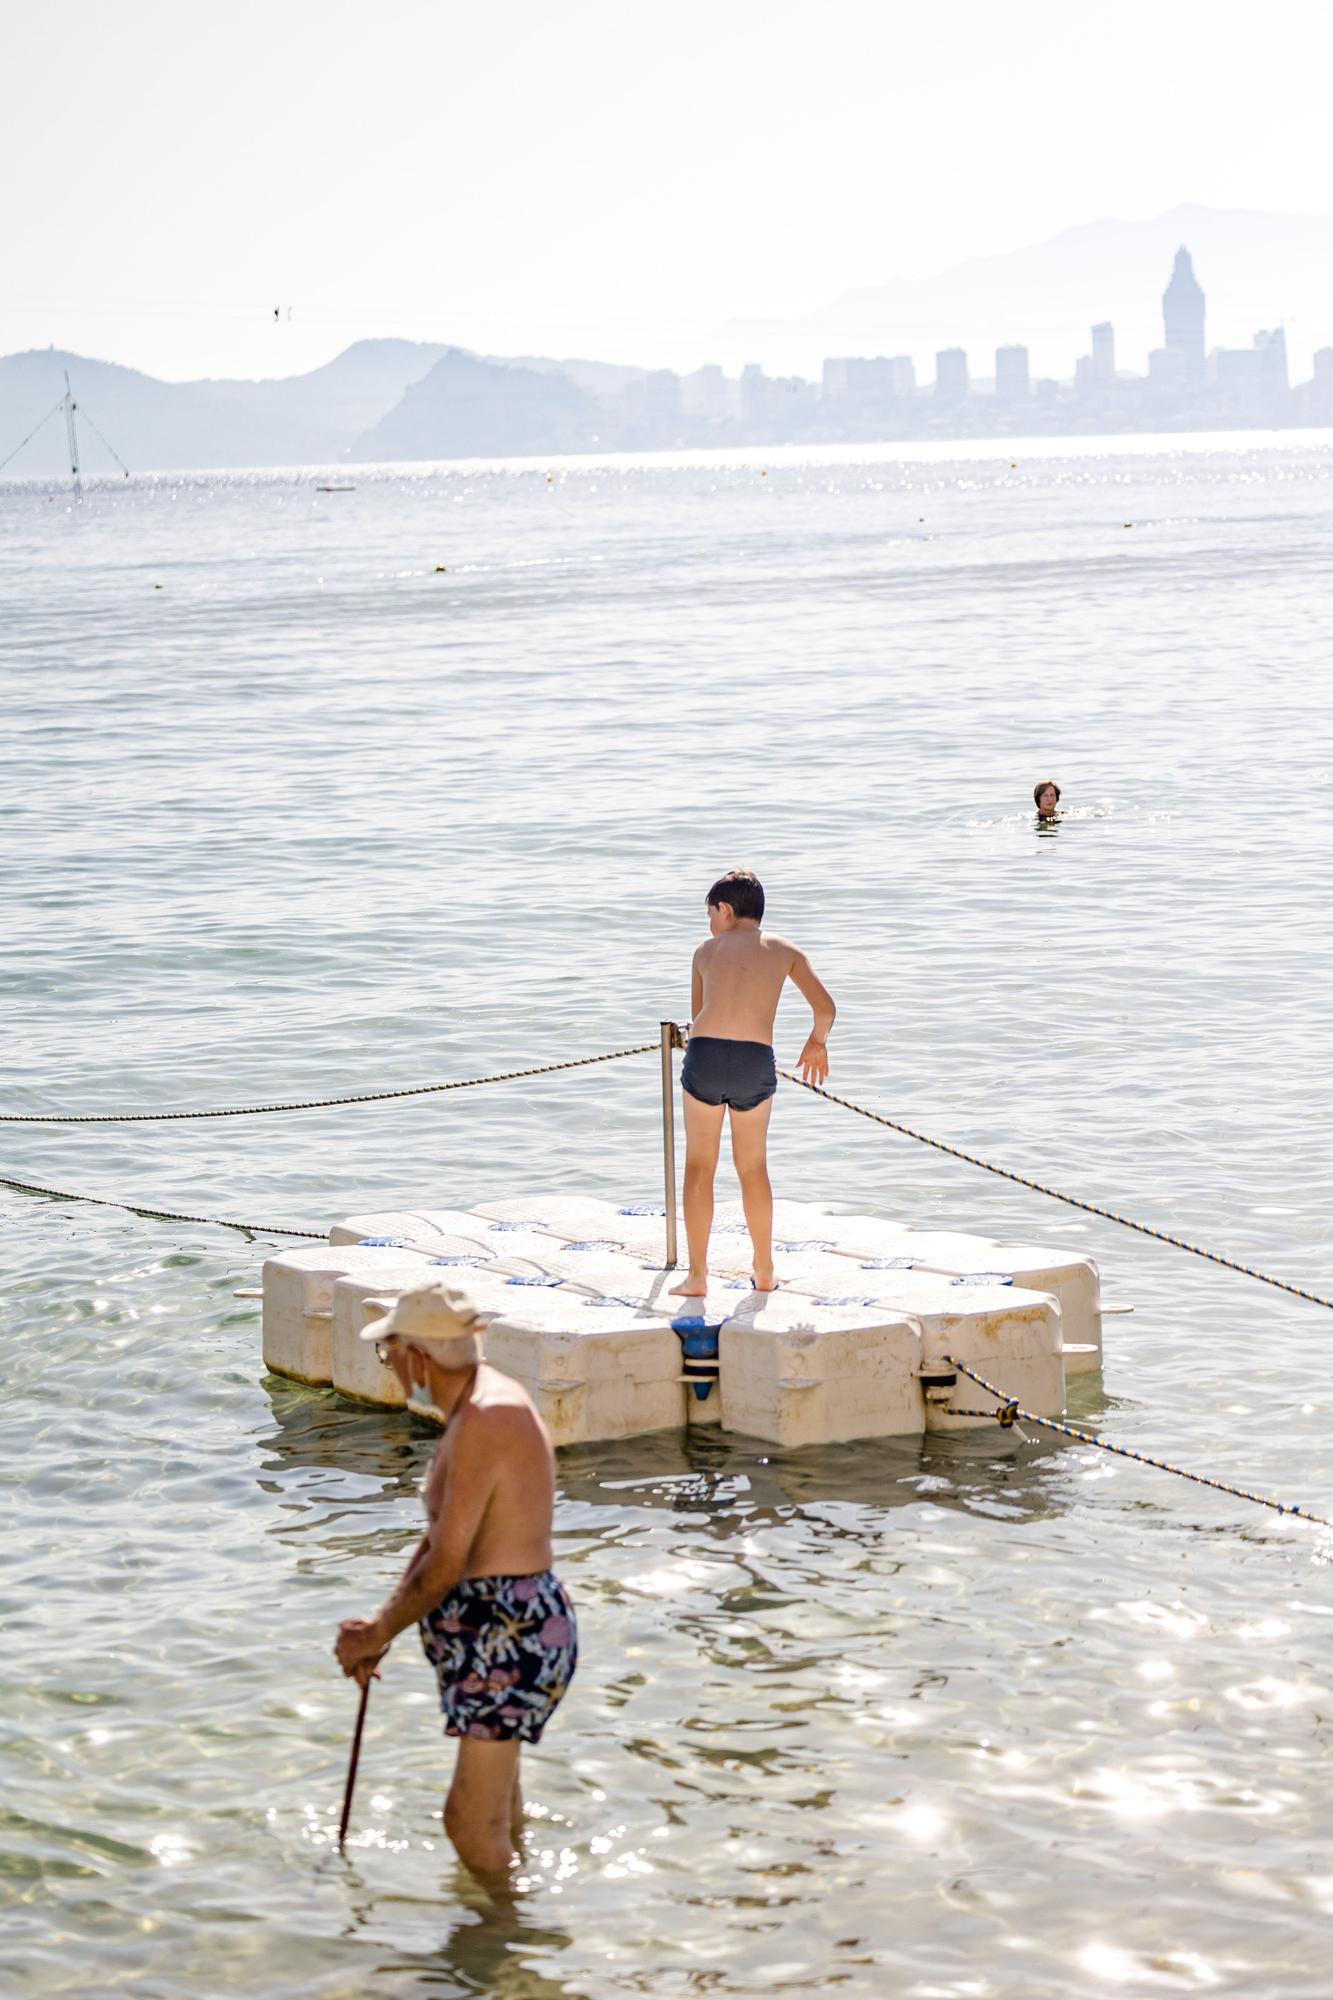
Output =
[
  {"x1": 3, "y1": 206, "x2": 1332, "y2": 473},
  {"x1": 717, "y1": 205, "x2": 1333, "y2": 379}
]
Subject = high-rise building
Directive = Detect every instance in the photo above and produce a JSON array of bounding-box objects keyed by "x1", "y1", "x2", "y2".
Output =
[
  {"x1": 995, "y1": 344, "x2": 1030, "y2": 403},
  {"x1": 1311, "y1": 348, "x2": 1333, "y2": 422},
  {"x1": 822, "y1": 356, "x2": 914, "y2": 402},
  {"x1": 681, "y1": 364, "x2": 731, "y2": 420},
  {"x1": 846, "y1": 358, "x2": 896, "y2": 399},
  {"x1": 1210, "y1": 328, "x2": 1289, "y2": 411},
  {"x1": 1163, "y1": 247, "x2": 1205, "y2": 378},
  {"x1": 935, "y1": 348, "x2": 968, "y2": 400},
  {"x1": 1092, "y1": 322, "x2": 1115, "y2": 384},
  {"x1": 740, "y1": 363, "x2": 768, "y2": 423},
  {"x1": 822, "y1": 358, "x2": 853, "y2": 400},
  {"x1": 1253, "y1": 328, "x2": 1288, "y2": 395}
]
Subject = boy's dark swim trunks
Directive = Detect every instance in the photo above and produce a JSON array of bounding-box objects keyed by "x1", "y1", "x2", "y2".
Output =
[
  {"x1": 681, "y1": 1036, "x2": 777, "y2": 1112},
  {"x1": 419, "y1": 1570, "x2": 577, "y2": 1742}
]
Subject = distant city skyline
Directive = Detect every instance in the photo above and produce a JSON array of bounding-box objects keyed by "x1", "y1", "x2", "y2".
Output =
[
  {"x1": 6, "y1": 238, "x2": 1331, "y2": 478},
  {"x1": 6, "y1": 1, "x2": 1333, "y2": 381}
]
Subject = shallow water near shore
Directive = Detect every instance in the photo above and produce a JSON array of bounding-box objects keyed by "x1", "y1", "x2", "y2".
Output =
[{"x1": 4, "y1": 432, "x2": 1333, "y2": 1998}]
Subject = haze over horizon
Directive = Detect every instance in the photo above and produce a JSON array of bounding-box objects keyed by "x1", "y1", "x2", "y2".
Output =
[{"x1": 8, "y1": 0, "x2": 1333, "y2": 386}]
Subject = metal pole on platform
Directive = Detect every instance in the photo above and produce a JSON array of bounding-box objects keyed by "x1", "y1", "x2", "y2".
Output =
[{"x1": 660, "y1": 1021, "x2": 682, "y2": 1268}]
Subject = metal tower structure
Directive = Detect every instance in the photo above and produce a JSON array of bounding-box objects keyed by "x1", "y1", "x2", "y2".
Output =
[
  {"x1": 63, "y1": 372, "x2": 81, "y2": 491},
  {"x1": 0, "y1": 371, "x2": 130, "y2": 489}
]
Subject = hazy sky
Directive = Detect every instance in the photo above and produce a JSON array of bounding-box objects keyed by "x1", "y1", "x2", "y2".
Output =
[{"x1": 7, "y1": 0, "x2": 1333, "y2": 381}]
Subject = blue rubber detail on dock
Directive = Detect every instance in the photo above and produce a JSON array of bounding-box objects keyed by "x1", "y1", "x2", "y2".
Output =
[{"x1": 674, "y1": 1320, "x2": 722, "y2": 1402}]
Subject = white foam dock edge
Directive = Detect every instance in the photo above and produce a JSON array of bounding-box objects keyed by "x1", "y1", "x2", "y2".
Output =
[
  {"x1": 483, "y1": 1312, "x2": 686, "y2": 1446},
  {"x1": 328, "y1": 1267, "x2": 683, "y2": 1432},
  {"x1": 471, "y1": 1195, "x2": 688, "y2": 1266},
  {"x1": 820, "y1": 1228, "x2": 1101, "y2": 1376},
  {"x1": 472, "y1": 1194, "x2": 626, "y2": 1238},
  {"x1": 331, "y1": 1258, "x2": 446, "y2": 1406},
  {"x1": 917, "y1": 1297, "x2": 1065, "y2": 1435},
  {"x1": 505, "y1": 1248, "x2": 684, "y2": 1314},
  {"x1": 981, "y1": 1248, "x2": 1100, "y2": 1374},
  {"x1": 801, "y1": 1211, "x2": 917, "y2": 1258},
  {"x1": 459, "y1": 1268, "x2": 667, "y2": 1327},
  {"x1": 579, "y1": 1212, "x2": 686, "y2": 1263},
  {"x1": 329, "y1": 1207, "x2": 498, "y2": 1248},
  {"x1": 331, "y1": 1211, "x2": 574, "y2": 1268},
  {"x1": 710, "y1": 1197, "x2": 838, "y2": 1238},
  {"x1": 718, "y1": 1299, "x2": 924, "y2": 1446},
  {"x1": 749, "y1": 1251, "x2": 1066, "y2": 1430},
  {"x1": 812, "y1": 1215, "x2": 1103, "y2": 1377},
  {"x1": 262, "y1": 1244, "x2": 434, "y2": 1384}
]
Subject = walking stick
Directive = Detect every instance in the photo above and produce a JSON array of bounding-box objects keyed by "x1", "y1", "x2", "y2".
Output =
[{"x1": 337, "y1": 1672, "x2": 374, "y2": 1850}]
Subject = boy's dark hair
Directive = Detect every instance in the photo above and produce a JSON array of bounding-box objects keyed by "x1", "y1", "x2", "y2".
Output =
[
  {"x1": 707, "y1": 869, "x2": 765, "y2": 922},
  {"x1": 1033, "y1": 779, "x2": 1061, "y2": 806}
]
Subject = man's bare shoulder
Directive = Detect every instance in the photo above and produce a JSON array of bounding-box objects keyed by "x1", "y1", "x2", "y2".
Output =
[
  {"x1": 465, "y1": 1366, "x2": 542, "y2": 1420},
  {"x1": 457, "y1": 1372, "x2": 551, "y2": 1451}
]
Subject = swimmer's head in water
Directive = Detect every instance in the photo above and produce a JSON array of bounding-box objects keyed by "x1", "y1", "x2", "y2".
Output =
[
  {"x1": 707, "y1": 868, "x2": 765, "y2": 926},
  {"x1": 1033, "y1": 780, "x2": 1061, "y2": 818}
]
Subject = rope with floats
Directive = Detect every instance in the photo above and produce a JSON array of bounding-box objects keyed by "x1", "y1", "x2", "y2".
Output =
[
  {"x1": 3, "y1": 1036, "x2": 1330, "y2": 1329},
  {"x1": 779, "y1": 1070, "x2": 1333, "y2": 1316},
  {"x1": 0, "y1": 1042, "x2": 659, "y2": 1122},
  {"x1": 944, "y1": 1355, "x2": 1333, "y2": 1531},
  {"x1": 0, "y1": 1040, "x2": 659, "y2": 1236},
  {"x1": 0, "y1": 1169, "x2": 322, "y2": 1240}
]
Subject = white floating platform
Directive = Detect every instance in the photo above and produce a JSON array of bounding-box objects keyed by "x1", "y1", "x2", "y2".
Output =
[{"x1": 261, "y1": 1193, "x2": 1104, "y2": 1448}]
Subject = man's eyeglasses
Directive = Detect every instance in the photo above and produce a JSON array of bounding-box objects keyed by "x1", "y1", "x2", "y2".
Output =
[{"x1": 374, "y1": 1340, "x2": 396, "y2": 1366}]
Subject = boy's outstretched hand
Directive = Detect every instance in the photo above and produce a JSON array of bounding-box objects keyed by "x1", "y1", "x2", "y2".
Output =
[{"x1": 797, "y1": 1036, "x2": 829, "y2": 1086}]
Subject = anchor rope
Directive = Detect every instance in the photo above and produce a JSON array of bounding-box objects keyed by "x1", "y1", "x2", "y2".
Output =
[
  {"x1": 779, "y1": 1070, "x2": 1333, "y2": 1315},
  {"x1": 0, "y1": 1042, "x2": 658, "y2": 1122},
  {"x1": 77, "y1": 403, "x2": 132, "y2": 478},
  {"x1": 943, "y1": 1355, "x2": 1333, "y2": 1530},
  {"x1": 0, "y1": 1170, "x2": 322, "y2": 1239},
  {"x1": 0, "y1": 395, "x2": 66, "y2": 475}
]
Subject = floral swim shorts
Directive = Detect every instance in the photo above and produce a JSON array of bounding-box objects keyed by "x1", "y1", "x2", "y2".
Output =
[{"x1": 419, "y1": 1570, "x2": 578, "y2": 1742}]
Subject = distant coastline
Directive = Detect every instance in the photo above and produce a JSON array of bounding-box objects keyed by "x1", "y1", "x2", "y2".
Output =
[
  {"x1": 8, "y1": 204, "x2": 1333, "y2": 477},
  {"x1": 3, "y1": 239, "x2": 1331, "y2": 478}
]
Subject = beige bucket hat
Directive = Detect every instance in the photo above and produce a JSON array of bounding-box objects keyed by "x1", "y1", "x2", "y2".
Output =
[{"x1": 360, "y1": 1276, "x2": 490, "y2": 1366}]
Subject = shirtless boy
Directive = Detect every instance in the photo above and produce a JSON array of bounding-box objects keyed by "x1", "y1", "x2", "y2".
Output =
[
  {"x1": 669, "y1": 869, "x2": 835, "y2": 1298},
  {"x1": 334, "y1": 1279, "x2": 577, "y2": 1882}
]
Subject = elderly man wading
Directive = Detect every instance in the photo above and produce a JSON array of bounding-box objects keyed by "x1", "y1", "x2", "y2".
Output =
[{"x1": 334, "y1": 1279, "x2": 578, "y2": 1880}]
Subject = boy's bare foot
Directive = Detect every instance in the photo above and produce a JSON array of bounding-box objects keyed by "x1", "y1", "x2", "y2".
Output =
[
  {"x1": 751, "y1": 1268, "x2": 778, "y2": 1293},
  {"x1": 669, "y1": 1272, "x2": 708, "y2": 1297}
]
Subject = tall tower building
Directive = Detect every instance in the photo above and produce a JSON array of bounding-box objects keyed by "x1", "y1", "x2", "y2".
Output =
[
  {"x1": 995, "y1": 344, "x2": 1030, "y2": 403},
  {"x1": 935, "y1": 348, "x2": 968, "y2": 400},
  {"x1": 1091, "y1": 322, "x2": 1115, "y2": 384},
  {"x1": 1163, "y1": 247, "x2": 1205, "y2": 378}
]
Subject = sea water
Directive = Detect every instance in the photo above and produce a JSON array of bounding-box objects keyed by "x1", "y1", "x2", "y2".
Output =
[{"x1": 3, "y1": 433, "x2": 1333, "y2": 1998}]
